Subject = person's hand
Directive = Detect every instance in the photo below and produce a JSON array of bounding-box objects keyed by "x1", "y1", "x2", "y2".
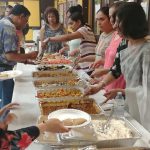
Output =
[
  {"x1": 90, "y1": 59, "x2": 104, "y2": 69},
  {"x1": 84, "y1": 83, "x2": 103, "y2": 95},
  {"x1": 90, "y1": 61, "x2": 100, "y2": 69},
  {"x1": 59, "y1": 49, "x2": 65, "y2": 54},
  {"x1": 39, "y1": 118, "x2": 70, "y2": 133},
  {"x1": 4, "y1": 113, "x2": 17, "y2": 124},
  {"x1": 69, "y1": 49, "x2": 79, "y2": 57},
  {"x1": 103, "y1": 89, "x2": 125, "y2": 104},
  {"x1": 0, "y1": 103, "x2": 19, "y2": 116},
  {"x1": 59, "y1": 47, "x2": 69, "y2": 55},
  {"x1": 91, "y1": 68, "x2": 107, "y2": 78},
  {"x1": 41, "y1": 38, "x2": 50, "y2": 49},
  {"x1": 43, "y1": 37, "x2": 50, "y2": 43},
  {"x1": 88, "y1": 78, "x2": 99, "y2": 85},
  {"x1": 41, "y1": 42, "x2": 47, "y2": 50},
  {"x1": 42, "y1": 37, "x2": 50, "y2": 45},
  {"x1": 90, "y1": 62, "x2": 94, "y2": 69},
  {"x1": 0, "y1": 113, "x2": 17, "y2": 130}
]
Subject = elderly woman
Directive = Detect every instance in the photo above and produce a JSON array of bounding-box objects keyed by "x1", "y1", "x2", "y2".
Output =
[{"x1": 85, "y1": 2, "x2": 150, "y2": 132}]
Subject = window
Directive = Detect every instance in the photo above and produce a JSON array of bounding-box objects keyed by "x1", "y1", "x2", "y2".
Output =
[{"x1": 94, "y1": 0, "x2": 101, "y2": 34}]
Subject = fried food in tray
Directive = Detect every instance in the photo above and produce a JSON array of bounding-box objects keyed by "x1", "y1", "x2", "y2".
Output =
[
  {"x1": 32, "y1": 70, "x2": 77, "y2": 78},
  {"x1": 37, "y1": 65, "x2": 71, "y2": 71},
  {"x1": 41, "y1": 54, "x2": 72, "y2": 65},
  {"x1": 39, "y1": 98, "x2": 101, "y2": 115},
  {"x1": 42, "y1": 53, "x2": 66, "y2": 60},
  {"x1": 62, "y1": 118, "x2": 87, "y2": 126},
  {"x1": 37, "y1": 88, "x2": 83, "y2": 98},
  {"x1": 41, "y1": 59, "x2": 72, "y2": 65},
  {"x1": 34, "y1": 78, "x2": 80, "y2": 87}
]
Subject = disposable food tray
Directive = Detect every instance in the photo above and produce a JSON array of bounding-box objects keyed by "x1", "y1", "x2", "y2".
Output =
[
  {"x1": 33, "y1": 77, "x2": 87, "y2": 89},
  {"x1": 35, "y1": 115, "x2": 141, "y2": 148},
  {"x1": 36, "y1": 86, "x2": 84, "y2": 99},
  {"x1": 32, "y1": 70, "x2": 78, "y2": 78},
  {"x1": 92, "y1": 116, "x2": 141, "y2": 148},
  {"x1": 36, "y1": 64, "x2": 72, "y2": 71},
  {"x1": 39, "y1": 97, "x2": 103, "y2": 115}
]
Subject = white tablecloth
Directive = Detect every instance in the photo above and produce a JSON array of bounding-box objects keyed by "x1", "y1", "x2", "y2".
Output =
[{"x1": 9, "y1": 63, "x2": 150, "y2": 149}]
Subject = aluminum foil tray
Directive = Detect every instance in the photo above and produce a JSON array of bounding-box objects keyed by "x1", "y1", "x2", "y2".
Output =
[
  {"x1": 36, "y1": 64, "x2": 72, "y2": 71},
  {"x1": 36, "y1": 86, "x2": 84, "y2": 99},
  {"x1": 35, "y1": 115, "x2": 141, "y2": 148},
  {"x1": 92, "y1": 116, "x2": 141, "y2": 148},
  {"x1": 39, "y1": 97, "x2": 103, "y2": 115},
  {"x1": 35, "y1": 115, "x2": 97, "y2": 148},
  {"x1": 32, "y1": 70, "x2": 78, "y2": 78},
  {"x1": 33, "y1": 78, "x2": 87, "y2": 89}
]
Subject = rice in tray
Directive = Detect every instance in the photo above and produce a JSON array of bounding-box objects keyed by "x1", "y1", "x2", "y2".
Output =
[{"x1": 92, "y1": 119, "x2": 133, "y2": 140}]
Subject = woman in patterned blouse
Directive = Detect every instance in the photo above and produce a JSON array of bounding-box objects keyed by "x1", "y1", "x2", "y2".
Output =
[{"x1": 40, "y1": 7, "x2": 68, "y2": 54}]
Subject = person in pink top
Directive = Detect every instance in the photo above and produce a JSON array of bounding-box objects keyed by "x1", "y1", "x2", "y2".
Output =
[{"x1": 91, "y1": 2, "x2": 126, "y2": 92}]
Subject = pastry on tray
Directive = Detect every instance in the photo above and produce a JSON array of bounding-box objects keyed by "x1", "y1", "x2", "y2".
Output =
[{"x1": 62, "y1": 118, "x2": 87, "y2": 126}]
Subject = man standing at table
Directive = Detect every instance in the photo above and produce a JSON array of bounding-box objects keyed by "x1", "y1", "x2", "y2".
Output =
[{"x1": 0, "y1": 4, "x2": 38, "y2": 108}]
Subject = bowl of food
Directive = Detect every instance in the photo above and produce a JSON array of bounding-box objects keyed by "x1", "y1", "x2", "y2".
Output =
[{"x1": 48, "y1": 109, "x2": 91, "y2": 128}]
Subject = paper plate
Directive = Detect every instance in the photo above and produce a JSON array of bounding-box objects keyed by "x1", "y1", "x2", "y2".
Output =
[
  {"x1": 0, "y1": 70, "x2": 22, "y2": 81},
  {"x1": 48, "y1": 109, "x2": 91, "y2": 128}
]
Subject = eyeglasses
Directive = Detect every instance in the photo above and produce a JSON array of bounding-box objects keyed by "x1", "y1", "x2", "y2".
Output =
[{"x1": 22, "y1": 16, "x2": 29, "y2": 23}]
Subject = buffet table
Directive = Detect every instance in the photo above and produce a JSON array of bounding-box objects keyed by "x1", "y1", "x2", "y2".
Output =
[{"x1": 9, "y1": 63, "x2": 150, "y2": 150}]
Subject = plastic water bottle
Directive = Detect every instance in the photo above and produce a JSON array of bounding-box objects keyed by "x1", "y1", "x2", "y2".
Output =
[{"x1": 114, "y1": 92, "x2": 125, "y2": 117}]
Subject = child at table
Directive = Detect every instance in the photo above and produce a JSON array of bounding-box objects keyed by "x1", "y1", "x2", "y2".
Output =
[{"x1": 0, "y1": 103, "x2": 69, "y2": 149}]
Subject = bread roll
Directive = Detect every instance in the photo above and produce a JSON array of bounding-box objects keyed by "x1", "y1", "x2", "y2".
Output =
[
  {"x1": 73, "y1": 118, "x2": 87, "y2": 125},
  {"x1": 62, "y1": 118, "x2": 87, "y2": 126},
  {"x1": 62, "y1": 118, "x2": 74, "y2": 126}
]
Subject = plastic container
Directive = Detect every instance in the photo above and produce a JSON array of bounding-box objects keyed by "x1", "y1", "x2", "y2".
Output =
[{"x1": 114, "y1": 92, "x2": 125, "y2": 117}]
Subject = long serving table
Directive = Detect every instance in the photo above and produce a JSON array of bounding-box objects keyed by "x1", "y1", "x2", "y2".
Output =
[{"x1": 9, "y1": 63, "x2": 150, "y2": 150}]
